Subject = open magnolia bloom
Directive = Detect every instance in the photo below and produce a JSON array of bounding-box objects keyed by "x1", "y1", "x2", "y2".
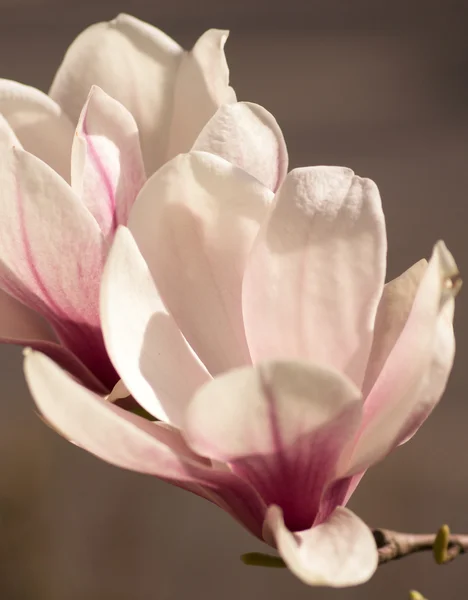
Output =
[
  {"x1": 0, "y1": 13, "x2": 286, "y2": 393},
  {"x1": 24, "y1": 149, "x2": 459, "y2": 586}
]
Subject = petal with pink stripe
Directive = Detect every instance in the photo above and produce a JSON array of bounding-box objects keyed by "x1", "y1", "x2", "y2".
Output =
[
  {"x1": 72, "y1": 86, "x2": 146, "y2": 238},
  {"x1": 183, "y1": 360, "x2": 362, "y2": 532}
]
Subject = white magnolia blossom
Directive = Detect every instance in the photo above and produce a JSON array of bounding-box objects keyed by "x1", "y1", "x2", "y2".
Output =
[
  {"x1": 0, "y1": 12, "x2": 459, "y2": 591},
  {"x1": 0, "y1": 14, "x2": 274, "y2": 391}
]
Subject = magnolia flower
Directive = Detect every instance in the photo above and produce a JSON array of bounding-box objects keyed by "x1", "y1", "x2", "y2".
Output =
[
  {"x1": 0, "y1": 15, "x2": 289, "y2": 392},
  {"x1": 24, "y1": 141, "x2": 459, "y2": 585}
]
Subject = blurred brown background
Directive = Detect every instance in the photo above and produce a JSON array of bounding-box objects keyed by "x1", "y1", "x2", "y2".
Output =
[{"x1": 1, "y1": 0, "x2": 468, "y2": 598}]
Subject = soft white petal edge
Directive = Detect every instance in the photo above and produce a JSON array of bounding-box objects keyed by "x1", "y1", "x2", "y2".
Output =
[
  {"x1": 23, "y1": 350, "x2": 209, "y2": 477},
  {"x1": 264, "y1": 505, "x2": 378, "y2": 587},
  {"x1": 100, "y1": 226, "x2": 210, "y2": 426},
  {"x1": 342, "y1": 240, "x2": 459, "y2": 475}
]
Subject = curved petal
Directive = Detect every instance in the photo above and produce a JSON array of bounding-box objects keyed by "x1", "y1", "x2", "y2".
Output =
[
  {"x1": 264, "y1": 505, "x2": 378, "y2": 587},
  {"x1": 183, "y1": 360, "x2": 362, "y2": 532},
  {"x1": 192, "y1": 102, "x2": 288, "y2": 191},
  {"x1": 129, "y1": 151, "x2": 273, "y2": 376},
  {"x1": 101, "y1": 226, "x2": 210, "y2": 425},
  {"x1": 166, "y1": 29, "x2": 236, "y2": 160},
  {"x1": 242, "y1": 166, "x2": 387, "y2": 388},
  {"x1": 343, "y1": 241, "x2": 458, "y2": 475},
  {"x1": 24, "y1": 350, "x2": 266, "y2": 538},
  {"x1": 49, "y1": 14, "x2": 184, "y2": 174},
  {"x1": 0, "y1": 121, "x2": 117, "y2": 387},
  {"x1": 0, "y1": 134, "x2": 103, "y2": 326},
  {"x1": 0, "y1": 79, "x2": 74, "y2": 180},
  {"x1": 72, "y1": 86, "x2": 146, "y2": 238},
  {"x1": 362, "y1": 259, "x2": 427, "y2": 396}
]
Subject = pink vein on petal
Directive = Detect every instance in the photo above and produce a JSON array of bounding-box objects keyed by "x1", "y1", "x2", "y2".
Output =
[
  {"x1": 16, "y1": 176, "x2": 68, "y2": 321},
  {"x1": 82, "y1": 115, "x2": 118, "y2": 233}
]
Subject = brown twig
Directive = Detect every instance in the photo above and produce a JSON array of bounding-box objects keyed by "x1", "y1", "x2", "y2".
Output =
[
  {"x1": 242, "y1": 526, "x2": 468, "y2": 570},
  {"x1": 373, "y1": 527, "x2": 468, "y2": 565}
]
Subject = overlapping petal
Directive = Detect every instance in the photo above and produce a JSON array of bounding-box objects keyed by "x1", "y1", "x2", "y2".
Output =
[
  {"x1": 0, "y1": 80, "x2": 74, "y2": 180},
  {"x1": 362, "y1": 259, "x2": 427, "y2": 396},
  {"x1": 264, "y1": 505, "x2": 378, "y2": 587},
  {"x1": 0, "y1": 131, "x2": 103, "y2": 326},
  {"x1": 243, "y1": 166, "x2": 387, "y2": 388},
  {"x1": 0, "y1": 116, "x2": 118, "y2": 386},
  {"x1": 50, "y1": 15, "x2": 234, "y2": 175},
  {"x1": 184, "y1": 361, "x2": 362, "y2": 531},
  {"x1": 192, "y1": 102, "x2": 288, "y2": 191},
  {"x1": 49, "y1": 14, "x2": 183, "y2": 174},
  {"x1": 101, "y1": 227, "x2": 210, "y2": 426},
  {"x1": 166, "y1": 30, "x2": 236, "y2": 160},
  {"x1": 25, "y1": 350, "x2": 267, "y2": 538},
  {"x1": 72, "y1": 86, "x2": 146, "y2": 238},
  {"x1": 343, "y1": 241, "x2": 458, "y2": 475},
  {"x1": 129, "y1": 151, "x2": 273, "y2": 375}
]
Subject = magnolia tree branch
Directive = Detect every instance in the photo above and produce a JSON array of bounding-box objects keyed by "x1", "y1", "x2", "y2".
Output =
[
  {"x1": 374, "y1": 526, "x2": 468, "y2": 565},
  {"x1": 241, "y1": 525, "x2": 468, "y2": 569}
]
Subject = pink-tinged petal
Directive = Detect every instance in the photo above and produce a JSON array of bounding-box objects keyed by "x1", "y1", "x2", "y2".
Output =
[
  {"x1": 343, "y1": 241, "x2": 458, "y2": 475},
  {"x1": 101, "y1": 227, "x2": 210, "y2": 425},
  {"x1": 0, "y1": 126, "x2": 118, "y2": 387},
  {"x1": 129, "y1": 151, "x2": 273, "y2": 376},
  {"x1": 362, "y1": 259, "x2": 427, "y2": 396},
  {"x1": 166, "y1": 30, "x2": 236, "y2": 160},
  {"x1": 49, "y1": 14, "x2": 184, "y2": 174},
  {"x1": 0, "y1": 143, "x2": 103, "y2": 326},
  {"x1": 192, "y1": 102, "x2": 288, "y2": 192},
  {"x1": 264, "y1": 505, "x2": 378, "y2": 587},
  {"x1": 0, "y1": 288, "x2": 104, "y2": 391},
  {"x1": 243, "y1": 166, "x2": 387, "y2": 388},
  {"x1": 25, "y1": 351, "x2": 267, "y2": 538},
  {"x1": 0, "y1": 80, "x2": 74, "y2": 180},
  {"x1": 183, "y1": 361, "x2": 362, "y2": 531},
  {"x1": 72, "y1": 86, "x2": 146, "y2": 238}
]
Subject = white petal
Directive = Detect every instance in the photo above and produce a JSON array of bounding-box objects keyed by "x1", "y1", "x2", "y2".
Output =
[
  {"x1": 362, "y1": 259, "x2": 427, "y2": 396},
  {"x1": 129, "y1": 151, "x2": 273, "y2": 375},
  {"x1": 243, "y1": 166, "x2": 387, "y2": 387},
  {"x1": 25, "y1": 350, "x2": 267, "y2": 538},
  {"x1": 344, "y1": 241, "x2": 458, "y2": 475},
  {"x1": 192, "y1": 102, "x2": 288, "y2": 191},
  {"x1": 72, "y1": 86, "x2": 146, "y2": 237},
  {"x1": 0, "y1": 79, "x2": 74, "y2": 180},
  {"x1": 49, "y1": 14, "x2": 184, "y2": 174},
  {"x1": 101, "y1": 227, "x2": 210, "y2": 425},
  {"x1": 264, "y1": 505, "x2": 378, "y2": 587},
  {"x1": 166, "y1": 29, "x2": 236, "y2": 159}
]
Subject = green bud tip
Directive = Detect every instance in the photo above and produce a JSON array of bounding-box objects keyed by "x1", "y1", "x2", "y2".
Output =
[
  {"x1": 409, "y1": 591, "x2": 427, "y2": 600},
  {"x1": 433, "y1": 524, "x2": 450, "y2": 565},
  {"x1": 240, "y1": 552, "x2": 286, "y2": 568}
]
